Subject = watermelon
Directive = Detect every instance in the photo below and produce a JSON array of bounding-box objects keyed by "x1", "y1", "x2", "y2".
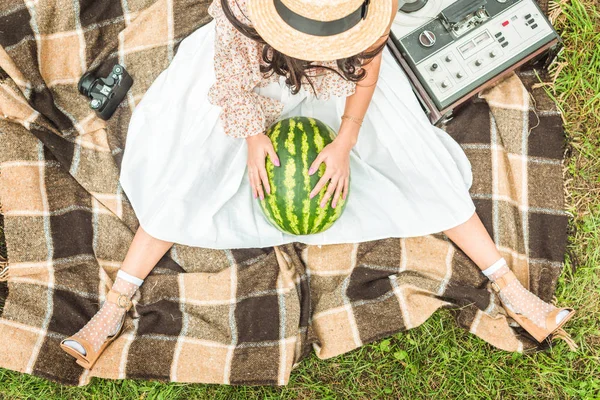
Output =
[{"x1": 259, "y1": 116, "x2": 349, "y2": 235}]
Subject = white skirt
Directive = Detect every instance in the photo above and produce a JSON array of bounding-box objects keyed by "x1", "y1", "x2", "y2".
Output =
[{"x1": 119, "y1": 20, "x2": 477, "y2": 249}]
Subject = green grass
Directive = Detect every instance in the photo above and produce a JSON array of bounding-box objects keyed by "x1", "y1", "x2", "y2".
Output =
[{"x1": 1, "y1": 0, "x2": 599, "y2": 398}]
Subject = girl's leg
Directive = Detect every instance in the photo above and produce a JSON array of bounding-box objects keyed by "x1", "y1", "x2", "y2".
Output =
[
  {"x1": 442, "y1": 211, "x2": 502, "y2": 271},
  {"x1": 443, "y1": 211, "x2": 570, "y2": 327},
  {"x1": 120, "y1": 224, "x2": 175, "y2": 280},
  {"x1": 62, "y1": 225, "x2": 174, "y2": 355}
]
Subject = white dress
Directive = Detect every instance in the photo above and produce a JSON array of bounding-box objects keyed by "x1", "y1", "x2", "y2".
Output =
[{"x1": 119, "y1": 3, "x2": 476, "y2": 250}]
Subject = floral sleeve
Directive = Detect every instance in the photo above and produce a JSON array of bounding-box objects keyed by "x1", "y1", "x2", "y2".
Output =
[{"x1": 207, "y1": 0, "x2": 284, "y2": 139}]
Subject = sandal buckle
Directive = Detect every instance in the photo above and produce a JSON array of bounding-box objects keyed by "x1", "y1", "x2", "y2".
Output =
[
  {"x1": 491, "y1": 281, "x2": 501, "y2": 293},
  {"x1": 116, "y1": 294, "x2": 131, "y2": 309}
]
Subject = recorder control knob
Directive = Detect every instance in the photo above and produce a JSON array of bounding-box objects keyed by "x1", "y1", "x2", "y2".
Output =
[
  {"x1": 475, "y1": 58, "x2": 483, "y2": 66},
  {"x1": 456, "y1": 72, "x2": 464, "y2": 79},
  {"x1": 490, "y1": 50, "x2": 498, "y2": 58},
  {"x1": 441, "y1": 80, "x2": 450, "y2": 88},
  {"x1": 445, "y1": 54, "x2": 453, "y2": 62},
  {"x1": 430, "y1": 63, "x2": 439, "y2": 71},
  {"x1": 419, "y1": 30, "x2": 436, "y2": 48},
  {"x1": 90, "y1": 99, "x2": 102, "y2": 109}
]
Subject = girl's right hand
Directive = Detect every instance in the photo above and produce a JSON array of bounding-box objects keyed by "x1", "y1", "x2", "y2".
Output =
[{"x1": 246, "y1": 133, "x2": 280, "y2": 200}]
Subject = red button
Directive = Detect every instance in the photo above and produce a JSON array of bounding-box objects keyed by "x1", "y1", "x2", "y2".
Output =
[{"x1": 502, "y1": 20, "x2": 509, "y2": 26}]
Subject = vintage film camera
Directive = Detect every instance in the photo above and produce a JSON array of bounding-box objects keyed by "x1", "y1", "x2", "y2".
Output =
[
  {"x1": 78, "y1": 64, "x2": 134, "y2": 120},
  {"x1": 387, "y1": 0, "x2": 563, "y2": 125}
]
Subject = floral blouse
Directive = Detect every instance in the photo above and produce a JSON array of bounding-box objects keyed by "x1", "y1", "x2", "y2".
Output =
[{"x1": 207, "y1": 0, "x2": 358, "y2": 139}]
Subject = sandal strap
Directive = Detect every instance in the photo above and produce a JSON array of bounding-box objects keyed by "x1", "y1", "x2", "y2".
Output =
[
  {"x1": 546, "y1": 309, "x2": 561, "y2": 331},
  {"x1": 490, "y1": 270, "x2": 518, "y2": 293},
  {"x1": 552, "y1": 328, "x2": 579, "y2": 351},
  {"x1": 106, "y1": 289, "x2": 133, "y2": 310}
]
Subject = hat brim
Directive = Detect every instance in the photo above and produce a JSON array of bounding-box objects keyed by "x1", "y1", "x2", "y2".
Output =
[{"x1": 247, "y1": 0, "x2": 394, "y2": 62}]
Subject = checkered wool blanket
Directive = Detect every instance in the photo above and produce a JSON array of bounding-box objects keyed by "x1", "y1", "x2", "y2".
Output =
[{"x1": 0, "y1": 0, "x2": 569, "y2": 387}]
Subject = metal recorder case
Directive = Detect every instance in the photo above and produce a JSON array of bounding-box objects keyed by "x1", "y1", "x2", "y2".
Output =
[{"x1": 387, "y1": 0, "x2": 562, "y2": 125}]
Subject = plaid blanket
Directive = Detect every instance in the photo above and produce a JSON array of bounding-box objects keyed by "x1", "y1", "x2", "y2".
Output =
[{"x1": 0, "y1": 0, "x2": 570, "y2": 387}]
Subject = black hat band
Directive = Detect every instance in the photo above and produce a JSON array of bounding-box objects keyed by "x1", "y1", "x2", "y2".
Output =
[{"x1": 273, "y1": 0, "x2": 370, "y2": 37}]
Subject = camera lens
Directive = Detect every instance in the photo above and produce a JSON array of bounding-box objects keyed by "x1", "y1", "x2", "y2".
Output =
[{"x1": 78, "y1": 72, "x2": 96, "y2": 97}]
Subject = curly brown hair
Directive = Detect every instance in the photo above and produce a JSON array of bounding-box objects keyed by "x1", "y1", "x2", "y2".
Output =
[{"x1": 220, "y1": 0, "x2": 388, "y2": 97}]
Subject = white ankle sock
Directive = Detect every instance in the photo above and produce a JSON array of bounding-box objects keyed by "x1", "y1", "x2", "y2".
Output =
[
  {"x1": 117, "y1": 269, "x2": 145, "y2": 286},
  {"x1": 556, "y1": 309, "x2": 571, "y2": 323},
  {"x1": 64, "y1": 340, "x2": 87, "y2": 355},
  {"x1": 482, "y1": 257, "x2": 507, "y2": 277}
]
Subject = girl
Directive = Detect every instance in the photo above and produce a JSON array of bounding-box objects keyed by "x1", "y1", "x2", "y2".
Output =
[{"x1": 60, "y1": 0, "x2": 576, "y2": 370}]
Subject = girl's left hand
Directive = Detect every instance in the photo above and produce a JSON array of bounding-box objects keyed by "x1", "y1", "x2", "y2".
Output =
[{"x1": 308, "y1": 133, "x2": 356, "y2": 209}]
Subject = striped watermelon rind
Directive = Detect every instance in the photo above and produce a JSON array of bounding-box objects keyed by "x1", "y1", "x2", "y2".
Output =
[{"x1": 259, "y1": 117, "x2": 349, "y2": 235}]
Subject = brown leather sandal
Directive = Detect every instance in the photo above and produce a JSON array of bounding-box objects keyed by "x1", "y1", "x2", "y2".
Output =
[
  {"x1": 490, "y1": 270, "x2": 578, "y2": 350},
  {"x1": 60, "y1": 289, "x2": 133, "y2": 369}
]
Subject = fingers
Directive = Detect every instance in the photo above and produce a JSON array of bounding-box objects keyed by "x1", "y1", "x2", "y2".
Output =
[
  {"x1": 249, "y1": 168, "x2": 258, "y2": 199},
  {"x1": 342, "y1": 176, "x2": 349, "y2": 200},
  {"x1": 310, "y1": 171, "x2": 349, "y2": 208},
  {"x1": 309, "y1": 171, "x2": 332, "y2": 199},
  {"x1": 320, "y1": 176, "x2": 340, "y2": 208},
  {"x1": 259, "y1": 166, "x2": 270, "y2": 195},
  {"x1": 331, "y1": 177, "x2": 345, "y2": 208},
  {"x1": 266, "y1": 145, "x2": 280, "y2": 167},
  {"x1": 256, "y1": 177, "x2": 265, "y2": 200},
  {"x1": 249, "y1": 168, "x2": 265, "y2": 200},
  {"x1": 308, "y1": 153, "x2": 325, "y2": 176}
]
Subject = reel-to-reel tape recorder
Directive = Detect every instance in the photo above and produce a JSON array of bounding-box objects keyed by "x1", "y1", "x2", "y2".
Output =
[{"x1": 387, "y1": 0, "x2": 562, "y2": 124}]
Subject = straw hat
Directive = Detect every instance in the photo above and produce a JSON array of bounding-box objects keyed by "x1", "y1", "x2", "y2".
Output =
[{"x1": 247, "y1": 0, "x2": 394, "y2": 61}]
